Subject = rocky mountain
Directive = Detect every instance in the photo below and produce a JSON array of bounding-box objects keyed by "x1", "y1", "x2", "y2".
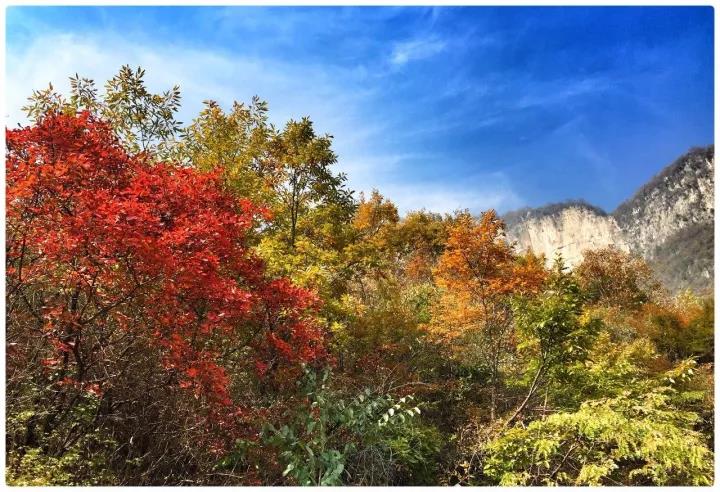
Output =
[
  {"x1": 503, "y1": 146, "x2": 714, "y2": 294},
  {"x1": 502, "y1": 200, "x2": 630, "y2": 268}
]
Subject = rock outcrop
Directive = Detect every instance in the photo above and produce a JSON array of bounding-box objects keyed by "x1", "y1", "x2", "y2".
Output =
[
  {"x1": 503, "y1": 146, "x2": 714, "y2": 293},
  {"x1": 503, "y1": 201, "x2": 629, "y2": 268}
]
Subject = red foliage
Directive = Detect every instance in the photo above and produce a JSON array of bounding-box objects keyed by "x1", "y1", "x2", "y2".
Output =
[{"x1": 6, "y1": 112, "x2": 328, "y2": 436}]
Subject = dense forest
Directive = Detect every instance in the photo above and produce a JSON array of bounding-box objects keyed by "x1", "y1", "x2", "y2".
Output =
[{"x1": 6, "y1": 66, "x2": 715, "y2": 486}]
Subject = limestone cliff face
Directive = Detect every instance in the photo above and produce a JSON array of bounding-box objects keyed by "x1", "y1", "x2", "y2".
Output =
[
  {"x1": 502, "y1": 146, "x2": 714, "y2": 293},
  {"x1": 504, "y1": 203, "x2": 628, "y2": 268}
]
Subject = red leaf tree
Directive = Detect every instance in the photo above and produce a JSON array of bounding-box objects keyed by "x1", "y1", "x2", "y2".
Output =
[{"x1": 6, "y1": 112, "x2": 328, "y2": 446}]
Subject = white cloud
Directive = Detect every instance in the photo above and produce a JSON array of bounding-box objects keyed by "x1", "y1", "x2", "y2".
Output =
[
  {"x1": 4, "y1": 32, "x2": 386, "y2": 183},
  {"x1": 377, "y1": 173, "x2": 522, "y2": 215},
  {"x1": 4, "y1": 32, "x2": 374, "y2": 131},
  {"x1": 390, "y1": 37, "x2": 446, "y2": 66},
  {"x1": 5, "y1": 31, "x2": 521, "y2": 217}
]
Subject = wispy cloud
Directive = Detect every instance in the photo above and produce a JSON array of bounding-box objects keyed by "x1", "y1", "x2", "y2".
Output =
[
  {"x1": 5, "y1": 30, "x2": 458, "y2": 211},
  {"x1": 510, "y1": 76, "x2": 612, "y2": 111},
  {"x1": 8, "y1": 6, "x2": 708, "y2": 214},
  {"x1": 383, "y1": 74, "x2": 618, "y2": 142},
  {"x1": 5, "y1": 31, "x2": 384, "y2": 183},
  {"x1": 390, "y1": 37, "x2": 446, "y2": 66},
  {"x1": 4, "y1": 32, "x2": 376, "y2": 129},
  {"x1": 379, "y1": 175, "x2": 522, "y2": 215}
]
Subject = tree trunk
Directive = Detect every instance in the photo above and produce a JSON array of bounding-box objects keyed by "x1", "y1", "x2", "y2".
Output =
[{"x1": 504, "y1": 362, "x2": 544, "y2": 428}]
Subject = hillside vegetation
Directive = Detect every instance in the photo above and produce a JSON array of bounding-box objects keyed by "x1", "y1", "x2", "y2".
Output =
[{"x1": 5, "y1": 66, "x2": 714, "y2": 486}]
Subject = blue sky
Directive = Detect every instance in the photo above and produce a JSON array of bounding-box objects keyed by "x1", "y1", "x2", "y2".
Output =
[{"x1": 5, "y1": 6, "x2": 714, "y2": 214}]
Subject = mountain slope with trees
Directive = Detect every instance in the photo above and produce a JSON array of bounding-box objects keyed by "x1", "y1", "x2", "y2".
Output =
[
  {"x1": 504, "y1": 146, "x2": 714, "y2": 294},
  {"x1": 5, "y1": 66, "x2": 714, "y2": 486}
]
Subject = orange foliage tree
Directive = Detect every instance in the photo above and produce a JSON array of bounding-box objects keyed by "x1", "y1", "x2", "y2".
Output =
[
  {"x1": 574, "y1": 246, "x2": 660, "y2": 310},
  {"x1": 431, "y1": 210, "x2": 546, "y2": 420}
]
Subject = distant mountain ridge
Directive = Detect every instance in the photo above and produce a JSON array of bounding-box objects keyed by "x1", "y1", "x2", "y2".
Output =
[
  {"x1": 503, "y1": 200, "x2": 609, "y2": 230},
  {"x1": 502, "y1": 145, "x2": 714, "y2": 293}
]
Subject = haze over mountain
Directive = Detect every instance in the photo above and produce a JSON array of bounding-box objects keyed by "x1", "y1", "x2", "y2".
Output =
[{"x1": 503, "y1": 146, "x2": 714, "y2": 293}]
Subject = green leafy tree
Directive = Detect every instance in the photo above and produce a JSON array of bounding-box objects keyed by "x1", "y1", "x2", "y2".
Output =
[
  {"x1": 221, "y1": 367, "x2": 424, "y2": 485},
  {"x1": 485, "y1": 378, "x2": 713, "y2": 485},
  {"x1": 507, "y1": 256, "x2": 601, "y2": 426},
  {"x1": 175, "y1": 97, "x2": 275, "y2": 205},
  {"x1": 268, "y1": 117, "x2": 354, "y2": 249},
  {"x1": 23, "y1": 66, "x2": 181, "y2": 156}
]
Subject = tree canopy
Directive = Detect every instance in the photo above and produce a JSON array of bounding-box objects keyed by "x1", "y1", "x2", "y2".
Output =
[{"x1": 6, "y1": 66, "x2": 714, "y2": 486}]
